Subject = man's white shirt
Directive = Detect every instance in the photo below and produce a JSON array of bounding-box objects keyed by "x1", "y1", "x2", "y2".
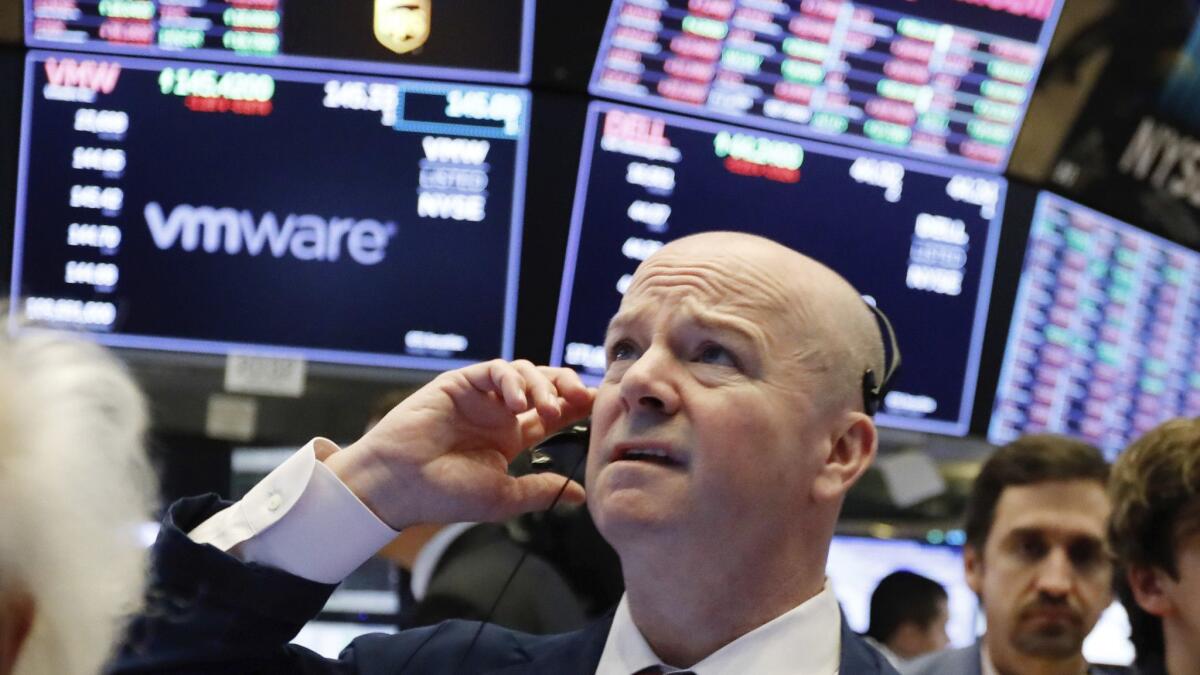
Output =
[
  {"x1": 981, "y1": 643, "x2": 999, "y2": 675},
  {"x1": 189, "y1": 442, "x2": 842, "y2": 674},
  {"x1": 595, "y1": 584, "x2": 841, "y2": 675},
  {"x1": 188, "y1": 439, "x2": 398, "y2": 583}
]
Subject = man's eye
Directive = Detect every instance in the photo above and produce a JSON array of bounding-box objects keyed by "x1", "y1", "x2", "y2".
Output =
[
  {"x1": 609, "y1": 340, "x2": 637, "y2": 362},
  {"x1": 1068, "y1": 541, "x2": 1106, "y2": 570},
  {"x1": 1016, "y1": 536, "x2": 1048, "y2": 560},
  {"x1": 696, "y1": 343, "x2": 736, "y2": 367}
]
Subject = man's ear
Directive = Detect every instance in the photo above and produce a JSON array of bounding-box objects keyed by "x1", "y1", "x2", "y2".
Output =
[
  {"x1": 964, "y1": 544, "x2": 983, "y2": 596},
  {"x1": 813, "y1": 412, "x2": 877, "y2": 502},
  {"x1": 1127, "y1": 564, "x2": 1174, "y2": 618},
  {"x1": 0, "y1": 590, "x2": 35, "y2": 675}
]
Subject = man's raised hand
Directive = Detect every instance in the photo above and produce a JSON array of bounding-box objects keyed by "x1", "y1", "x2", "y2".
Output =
[{"x1": 324, "y1": 360, "x2": 594, "y2": 530}]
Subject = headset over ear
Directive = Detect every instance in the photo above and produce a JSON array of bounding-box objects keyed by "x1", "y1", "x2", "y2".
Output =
[{"x1": 861, "y1": 300, "x2": 902, "y2": 416}]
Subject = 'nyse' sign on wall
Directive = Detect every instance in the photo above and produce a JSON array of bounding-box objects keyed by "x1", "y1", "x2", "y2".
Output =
[{"x1": 1051, "y1": 1, "x2": 1200, "y2": 248}]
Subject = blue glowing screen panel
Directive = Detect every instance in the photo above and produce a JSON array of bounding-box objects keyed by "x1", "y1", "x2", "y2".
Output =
[
  {"x1": 24, "y1": 0, "x2": 535, "y2": 85},
  {"x1": 989, "y1": 192, "x2": 1200, "y2": 459},
  {"x1": 590, "y1": 0, "x2": 1065, "y2": 172},
  {"x1": 552, "y1": 101, "x2": 1006, "y2": 436},
  {"x1": 827, "y1": 535, "x2": 1135, "y2": 666},
  {"x1": 12, "y1": 51, "x2": 530, "y2": 371}
]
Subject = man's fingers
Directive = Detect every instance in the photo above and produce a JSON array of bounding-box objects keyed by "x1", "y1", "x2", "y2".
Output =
[
  {"x1": 515, "y1": 408, "x2": 548, "y2": 446},
  {"x1": 538, "y1": 366, "x2": 591, "y2": 404},
  {"x1": 495, "y1": 474, "x2": 586, "y2": 520},
  {"x1": 494, "y1": 361, "x2": 531, "y2": 412},
  {"x1": 515, "y1": 397, "x2": 591, "y2": 448},
  {"x1": 455, "y1": 361, "x2": 591, "y2": 423},
  {"x1": 512, "y1": 360, "x2": 562, "y2": 418},
  {"x1": 538, "y1": 366, "x2": 595, "y2": 421},
  {"x1": 508, "y1": 369, "x2": 595, "y2": 447},
  {"x1": 461, "y1": 360, "x2": 528, "y2": 412}
]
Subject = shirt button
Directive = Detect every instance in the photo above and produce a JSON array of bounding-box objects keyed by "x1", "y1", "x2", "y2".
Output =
[{"x1": 267, "y1": 492, "x2": 283, "y2": 512}]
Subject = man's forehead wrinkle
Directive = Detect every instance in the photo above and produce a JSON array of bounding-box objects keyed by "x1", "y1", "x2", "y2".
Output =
[
  {"x1": 608, "y1": 293, "x2": 769, "y2": 346},
  {"x1": 624, "y1": 265, "x2": 723, "y2": 303},
  {"x1": 628, "y1": 253, "x2": 804, "y2": 319},
  {"x1": 687, "y1": 299, "x2": 769, "y2": 345}
]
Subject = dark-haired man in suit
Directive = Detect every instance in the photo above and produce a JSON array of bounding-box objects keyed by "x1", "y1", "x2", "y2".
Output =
[
  {"x1": 116, "y1": 231, "x2": 898, "y2": 674},
  {"x1": 906, "y1": 435, "x2": 1128, "y2": 675}
]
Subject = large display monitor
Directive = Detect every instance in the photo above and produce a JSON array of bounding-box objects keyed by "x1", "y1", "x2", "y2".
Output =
[
  {"x1": 552, "y1": 102, "x2": 1006, "y2": 435},
  {"x1": 827, "y1": 535, "x2": 1135, "y2": 666},
  {"x1": 24, "y1": 0, "x2": 535, "y2": 85},
  {"x1": 12, "y1": 51, "x2": 530, "y2": 371},
  {"x1": 590, "y1": 0, "x2": 1064, "y2": 172},
  {"x1": 989, "y1": 192, "x2": 1200, "y2": 459}
]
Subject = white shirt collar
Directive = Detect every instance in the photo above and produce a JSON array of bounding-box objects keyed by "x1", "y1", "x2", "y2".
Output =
[
  {"x1": 981, "y1": 642, "x2": 999, "y2": 675},
  {"x1": 862, "y1": 636, "x2": 905, "y2": 670},
  {"x1": 595, "y1": 580, "x2": 842, "y2": 675},
  {"x1": 409, "y1": 522, "x2": 476, "y2": 601}
]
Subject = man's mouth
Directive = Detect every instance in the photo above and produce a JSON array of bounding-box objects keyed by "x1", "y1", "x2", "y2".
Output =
[
  {"x1": 612, "y1": 444, "x2": 686, "y2": 468},
  {"x1": 1021, "y1": 606, "x2": 1080, "y2": 625}
]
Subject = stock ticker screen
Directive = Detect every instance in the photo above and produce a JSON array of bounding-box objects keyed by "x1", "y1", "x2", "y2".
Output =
[
  {"x1": 590, "y1": 0, "x2": 1063, "y2": 172},
  {"x1": 12, "y1": 51, "x2": 530, "y2": 370},
  {"x1": 551, "y1": 102, "x2": 1006, "y2": 436},
  {"x1": 990, "y1": 193, "x2": 1200, "y2": 459},
  {"x1": 24, "y1": 0, "x2": 534, "y2": 84}
]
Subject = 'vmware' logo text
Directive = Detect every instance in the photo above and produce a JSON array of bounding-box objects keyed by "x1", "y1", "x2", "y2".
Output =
[{"x1": 145, "y1": 202, "x2": 396, "y2": 265}]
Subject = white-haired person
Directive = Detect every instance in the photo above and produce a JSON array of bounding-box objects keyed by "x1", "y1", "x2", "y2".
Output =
[{"x1": 0, "y1": 330, "x2": 158, "y2": 675}]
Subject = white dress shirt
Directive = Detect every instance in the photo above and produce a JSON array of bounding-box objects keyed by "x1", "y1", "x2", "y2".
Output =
[
  {"x1": 189, "y1": 439, "x2": 397, "y2": 584},
  {"x1": 190, "y1": 442, "x2": 843, "y2": 673},
  {"x1": 982, "y1": 643, "x2": 999, "y2": 675},
  {"x1": 863, "y1": 636, "x2": 906, "y2": 670},
  {"x1": 595, "y1": 584, "x2": 841, "y2": 675}
]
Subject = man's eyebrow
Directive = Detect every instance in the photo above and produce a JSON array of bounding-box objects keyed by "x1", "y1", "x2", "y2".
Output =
[
  {"x1": 604, "y1": 312, "x2": 636, "y2": 340},
  {"x1": 690, "y1": 312, "x2": 760, "y2": 345},
  {"x1": 1005, "y1": 526, "x2": 1105, "y2": 544},
  {"x1": 604, "y1": 309, "x2": 762, "y2": 346}
]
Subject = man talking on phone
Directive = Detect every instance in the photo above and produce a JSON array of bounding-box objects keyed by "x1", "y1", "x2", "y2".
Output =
[{"x1": 117, "y1": 231, "x2": 899, "y2": 674}]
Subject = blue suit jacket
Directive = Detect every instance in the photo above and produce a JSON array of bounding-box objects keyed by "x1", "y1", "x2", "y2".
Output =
[
  {"x1": 112, "y1": 495, "x2": 899, "y2": 674},
  {"x1": 904, "y1": 642, "x2": 1132, "y2": 675}
]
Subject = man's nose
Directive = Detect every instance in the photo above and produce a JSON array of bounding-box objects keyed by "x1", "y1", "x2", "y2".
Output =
[
  {"x1": 618, "y1": 344, "x2": 681, "y2": 415},
  {"x1": 1035, "y1": 548, "x2": 1074, "y2": 598}
]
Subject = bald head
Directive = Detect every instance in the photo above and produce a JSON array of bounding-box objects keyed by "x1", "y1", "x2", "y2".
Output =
[{"x1": 628, "y1": 232, "x2": 885, "y2": 411}]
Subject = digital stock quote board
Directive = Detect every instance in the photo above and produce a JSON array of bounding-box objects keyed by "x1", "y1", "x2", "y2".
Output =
[
  {"x1": 25, "y1": 0, "x2": 535, "y2": 84},
  {"x1": 12, "y1": 51, "x2": 530, "y2": 371},
  {"x1": 591, "y1": 0, "x2": 1064, "y2": 172},
  {"x1": 990, "y1": 192, "x2": 1200, "y2": 459},
  {"x1": 552, "y1": 102, "x2": 1006, "y2": 435}
]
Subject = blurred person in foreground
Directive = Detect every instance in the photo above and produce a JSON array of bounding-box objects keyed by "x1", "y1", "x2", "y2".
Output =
[
  {"x1": 863, "y1": 570, "x2": 950, "y2": 669},
  {"x1": 907, "y1": 435, "x2": 1128, "y2": 675},
  {"x1": 1108, "y1": 417, "x2": 1200, "y2": 675},
  {"x1": 115, "y1": 231, "x2": 900, "y2": 673},
  {"x1": 0, "y1": 331, "x2": 157, "y2": 674}
]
